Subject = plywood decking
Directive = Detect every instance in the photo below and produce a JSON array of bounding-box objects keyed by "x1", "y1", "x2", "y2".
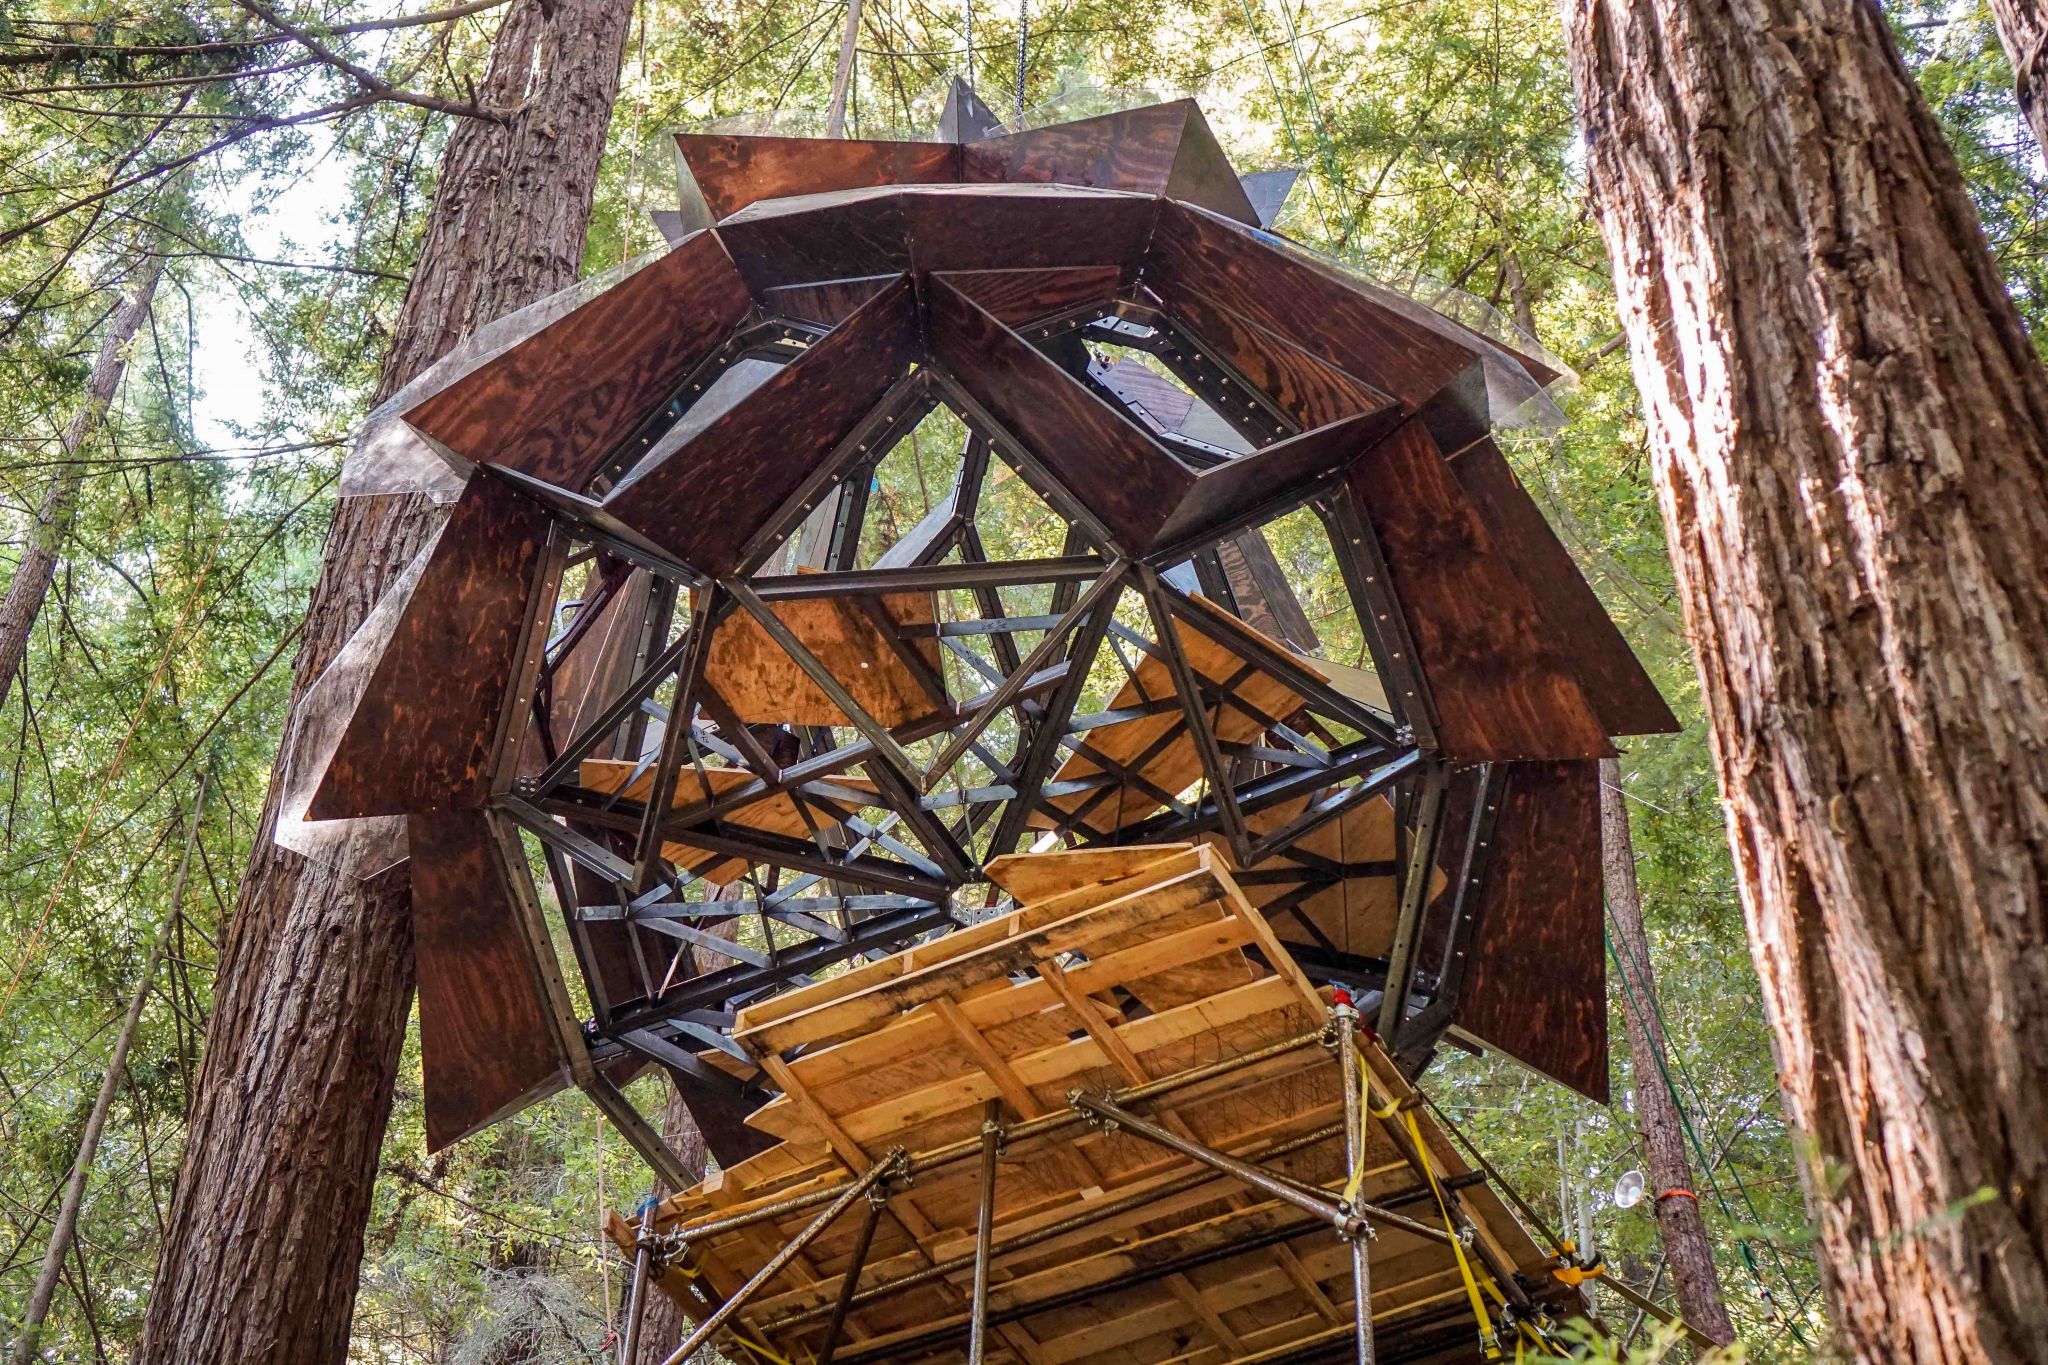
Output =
[{"x1": 608, "y1": 845, "x2": 1573, "y2": 1365}]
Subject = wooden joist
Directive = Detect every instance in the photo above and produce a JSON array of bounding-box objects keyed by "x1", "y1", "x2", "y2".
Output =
[{"x1": 610, "y1": 844, "x2": 1575, "y2": 1365}]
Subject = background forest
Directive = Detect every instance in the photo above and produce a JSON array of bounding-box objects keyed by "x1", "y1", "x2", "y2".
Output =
[{"x1": 0, "y1": 0, "x2": 2039, "y2": 1359}]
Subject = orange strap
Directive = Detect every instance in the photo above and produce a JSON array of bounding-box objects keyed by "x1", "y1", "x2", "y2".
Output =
[{"x1": 1657, "y1": 1188, "x2": 1698, "y2": 1203}]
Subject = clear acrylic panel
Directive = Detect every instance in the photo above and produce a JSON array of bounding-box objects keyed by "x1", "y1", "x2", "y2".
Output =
[
  {"x1": 338, "y1": 243, "x2": 682, "y2": 498},
  {"x1": 270, "y1": 532, "x2": 440, "y2": 878}
]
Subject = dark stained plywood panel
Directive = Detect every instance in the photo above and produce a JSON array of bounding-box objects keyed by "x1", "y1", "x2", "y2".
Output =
[
  {"x1": 1345, "y1": 421, "x2": 1612, "y2": 763},
  {"x1": 308, "y1": 478, "x2": 548, "y2": 820},
  {"x1": 1454, "y1": 761, "x2": 1609, "y2": 1102},
  {"x1": 1450, "y1": 440, "x2": 1679, "y2": 737},
  {"x1": 1154, "y1": 404, "x2": 1404, "y2": 551},
  {"x1": 406, "y1": 231, "x2": 753, "y2": 491},
  {"x1": 714, "y1": 190, "x2": 912, "y2": 292},
  {"x1": 761, "y1": 274, "x2": 898, "y2": 326},
  {"x1": 1151, "y1": 281, "x2": 1390, "y2": 431},
  {"x1": 930, "y1": 275, "x2": 1188, "y2": 553},
  {"x1": 411, "y1": 810, "x2": 566, "y2": 1151},
  {"x1": 604, "y1": 276, "x2": 922, "y2": 576},
  {"x1": 1162, "y1": 103, "x2": 1264, "y2": 226},
  {"x1": 1145, "y1": 201, "x2": 1486, "y2": 410},
  {"x1": 963, "y1": 102, "x2": 1258, "y2": 225},
  {"x1": 932, "y1": 266, "x2": 1121, "y2": 325},
  {"x1": 566, "y1": 822, "x2": 655, "y2": 1015},
  {"x1": 516, "y1": 566, "x2": 652, "y2": 780},
  {"x1": 673, "y1": 133, "x2": 959, "y2": 221},
  {"x1": 900, "y1": 188, "x2": 1158, "y2": 276}
]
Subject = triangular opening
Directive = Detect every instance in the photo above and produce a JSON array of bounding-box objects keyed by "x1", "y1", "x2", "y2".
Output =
[{"x1": 587, "y1": 319, "x2": 823, "y2": 497}]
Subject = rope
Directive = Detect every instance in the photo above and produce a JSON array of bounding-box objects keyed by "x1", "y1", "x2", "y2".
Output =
[
  {"x1": 0, "y1": 522, "x2": 228, "y2": 1027},
  {"x1": 1267, "y1": 0, "x2": 1352, "y2": 229},
  {"x1": 1232, "y1": 0, "x2": 1333, "y2": 242},
  {"x1": 1605, "y1": 917, "x2": 1812, "y2": 1344},
  {"x1": 1344, "y1": 1069, "x2": 1568, "y2": 1359}
]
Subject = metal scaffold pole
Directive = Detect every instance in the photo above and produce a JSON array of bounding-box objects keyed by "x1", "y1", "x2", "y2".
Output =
[{"x1": 1333, "y1": 993, "x2": 1378, "y2": 1365}]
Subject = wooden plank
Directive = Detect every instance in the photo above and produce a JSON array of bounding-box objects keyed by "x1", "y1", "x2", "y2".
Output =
[
  {"x1": 761, "y1": 274, "x2": 899, "y2": 326},
  {"x1": 406, "y1": 229, "x2": 754, "y2": 491},
  {"x1": 984, "y1": 845, "x2": 1196, "y2": 906},
  {"x1": 1155, "y1": 403, "x2": 1405, "y2": 551},
  {"x1": 1037, "y1": 959, "x2": 1149, "y2": 1084},
  {"x1": 1449, "y1": 439, "x2": 1677, "y2": 737},
  {"x1": 308, "y1": 476, "x2": 549, "y2": 820},
  {"x1": 1039, "y1": 619, "x2": 1303, "y2": 835},
  {"x1": 902, "y1": 187, "x2": 1159, "y2": 277},
  {"x1": 737, "y1": 847, "x2": 1209, "y2": 1034},
  {"x1": 604, "y1": 274, "x2": 920, "y2": 576},
  {"x1": 1454, "y1": 760, "x2": 1609, "y2": 1101},
  {"x1": 1145, "y1": 202, "x2": 1489, "y2": 411},
  {"x1": 411, "y1": 810, "x2": 567, "y2": 1150},
  {"x1": 1343, "y1": 420, "x2": 1612, "y2": 763},
  {"x1": 735, "y1": 864, "x2": 1233, "y2": 1056},
  {"x1": 1151, "y1": 281, "x2": 1389, "y2": 432}
]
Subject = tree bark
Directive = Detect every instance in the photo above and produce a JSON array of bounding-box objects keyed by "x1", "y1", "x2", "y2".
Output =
[
  {"x1": 1988, "y1": 0, "x2": 2048, "y2": 154},
  {"x1": 134, "y1": 3, "x2": 632, "y2": 1361},
  {"x1": 1598, "y1": 758, "x2": 1736, "y2": 1345},
  {"x1": 1565, "y1": 4, "x2": 2048, "y2": 1361},
  {"x1": 0, "y1": 252, "x2": 164, "y2": 711},
  {"x1": 630, "y1": 1083, "x2": 710, "y2": 1361}
]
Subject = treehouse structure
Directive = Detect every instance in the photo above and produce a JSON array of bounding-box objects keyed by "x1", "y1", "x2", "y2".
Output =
[{"x1": 290, "y1": 87, "x2": 1677, "y2": 1365}]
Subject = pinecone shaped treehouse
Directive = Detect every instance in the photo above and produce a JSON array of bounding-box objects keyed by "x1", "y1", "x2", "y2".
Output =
[{"x1": 289, "y1": 91, "x2": 1676, "y2": 1364}]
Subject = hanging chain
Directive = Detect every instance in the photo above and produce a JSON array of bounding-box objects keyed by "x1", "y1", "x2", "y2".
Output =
[{"x1": 1013, "y1": 0, "x2": 1027, "y2": 127}]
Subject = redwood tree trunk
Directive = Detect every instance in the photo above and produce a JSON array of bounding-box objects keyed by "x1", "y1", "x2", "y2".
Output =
[
  {"x1": 1598, "y1": 758, "x2": 1736, "y2": 1344},
  {"x1": 1566, "y1": 3, "x2": 2048, "y2": 1361},
  {"x1": 0, "y1": 252, "x2": 164, "y2": 709},
  {"x1": 1988, "y1": 0, "x2": 2048, "y2": 152},
  {"x1": 135, "y1": 3, "x2": 632, "y2": 1360}
]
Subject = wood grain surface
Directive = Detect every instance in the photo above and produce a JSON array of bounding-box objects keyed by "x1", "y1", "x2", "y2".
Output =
[
  {"x1": 406, "y1": 230, "x2": 753, "y2": 491},
  {"x1": 410, "y1": 809, "x2": 567, "y2": 1150},
  {"x1": 1453, "y1": 760, "x2": 1609, "y2": 1102},
  {"x1": 308, "y1": 476, "x2": 548, "y2": 819},
  {"x1": 1344, "y1": 421, "x2": 1612, "y2": 762}
]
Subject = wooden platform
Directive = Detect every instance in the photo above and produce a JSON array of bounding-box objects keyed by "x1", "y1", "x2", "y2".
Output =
[{"x1": 608, "y1": 844, "x2": 1576, "y2": 1364}]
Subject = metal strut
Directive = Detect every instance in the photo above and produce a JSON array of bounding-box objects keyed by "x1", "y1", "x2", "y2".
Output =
[
  {"x1": 657, "y1": 1149, "x2": 906, "y2": 1365},
  {"x1": 1332, "y1": 994, "x2": 1379, "y2": 1365}
]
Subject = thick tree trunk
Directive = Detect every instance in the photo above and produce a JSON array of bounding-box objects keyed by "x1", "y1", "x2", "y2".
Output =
[
  {"x1": 1988, "y1": 0, "x2": 2048, "y2": 153},
  {"x1": 1598, "y1": 758, "x2": 1736, "y2": 1345},
  {"x1": 630, "y1": 1084, "x2": 710, "y2": 1361},
  {"x1": 1566, "y1": 3, "x2": 2048, "y2": 1361},
  {"x1": 134, "y1": 3, "x2": 632, "y2": 1361},
  {"x1": 0, "y1": 252, "x2": 163, "y2": 710}
]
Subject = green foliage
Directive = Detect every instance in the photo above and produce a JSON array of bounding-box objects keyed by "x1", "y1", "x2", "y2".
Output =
[{"x1": 2, "y1": 0, "x2": 2043, "y2": 1358}]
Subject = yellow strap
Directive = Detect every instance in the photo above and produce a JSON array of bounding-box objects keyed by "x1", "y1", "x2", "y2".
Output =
[
  {"x1": 1403, "y1": 1109, "x2": 1500, "y2": 1358},
  {"x1": 731, "y1": 1331, "x2": 804, "y2": 1365},
  {"x1": 1341, "y1": 1070, "x2": 1404, "y2": 1206}
]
